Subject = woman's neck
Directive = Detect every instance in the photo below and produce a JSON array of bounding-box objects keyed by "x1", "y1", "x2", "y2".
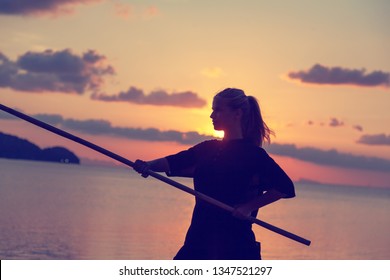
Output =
[{"x1": 223, "y1": 128, "x2": 243, "y2": 141}]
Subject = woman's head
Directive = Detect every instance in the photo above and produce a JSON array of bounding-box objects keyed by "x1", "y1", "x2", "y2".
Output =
[{"x1": 212, "y1": 88, "x2": 272, "y2": 146}]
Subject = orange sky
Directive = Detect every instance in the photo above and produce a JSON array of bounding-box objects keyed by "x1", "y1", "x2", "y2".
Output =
[{"x1": 1, "y1": 0, "x2": 390, "y2": 188}]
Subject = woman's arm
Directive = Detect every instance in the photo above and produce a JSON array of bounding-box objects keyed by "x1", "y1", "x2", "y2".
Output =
[
  {"x1": 147, "y1": 158, "x2": 170, "y2": 172},
  {"x1": 133, "y1": 158, "x2": 170, "y2": 177},
  {"x1": 232, "y1": 189, "x2": 286, "y2": 219}
]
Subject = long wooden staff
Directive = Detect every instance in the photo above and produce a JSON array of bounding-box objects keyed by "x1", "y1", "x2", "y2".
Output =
[{"x1": 0, "y1": 103, "x2": 311, "y2": 246}]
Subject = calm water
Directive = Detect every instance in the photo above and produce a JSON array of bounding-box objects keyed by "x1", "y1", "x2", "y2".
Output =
[{"x1": 0, "y1": 158, "x2": 389, "y2": 260}]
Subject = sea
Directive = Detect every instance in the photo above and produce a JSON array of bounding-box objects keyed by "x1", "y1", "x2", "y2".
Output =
[{"x1": 0, "y1": 158, "x2": 389, "y2": 260}]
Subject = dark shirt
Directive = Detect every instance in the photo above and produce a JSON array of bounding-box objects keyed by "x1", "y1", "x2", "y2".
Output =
[{"x1": 166, "y1": 139, "x2": 295, "y2": 259}]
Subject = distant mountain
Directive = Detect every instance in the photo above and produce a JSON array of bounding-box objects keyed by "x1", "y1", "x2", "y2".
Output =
[{"x1": 0, "y1": 131, "x2": 80, "y2": 164}]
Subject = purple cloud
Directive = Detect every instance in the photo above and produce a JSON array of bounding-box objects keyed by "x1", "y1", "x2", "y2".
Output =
[
  {"x1": 38, "y1": 115, "x2": 211, "y2": 144},
  {"x1": 267, "y1": 143, "x2": 390, "y2": 172},
  {"x1": 2, "y1": 109, "x2": 389, "y2": 171},
  {"x1": 1, "y1": 109, "x2": 211, "y2": 144},
  {"x1": 306, "y1": 118, "x2": 366, "y2": 133},
  {"x1": 353, "y1": 125, "x2": 363, "y2": 132},
  {"x1": 329, "y1": 118, "x2": 344, "y2": 127},
  {"x1": 357, "y1": 134, "x2": 390, "y2": 146},
  {"x1": 0, "y1": 49, "x2": 114, "y2": 94},
  {"x1": 91, "y1": 86, "x2": 207, "y2": 108},
  {"x1": 288, "y1": 64, "x2": 390, "y2": 88},
  {"x1": 305, "y1": 118, "x2": 345, "y2": 128},
  {"x1": 0, "y1": 0, "x2": 101, "y2": 16}
]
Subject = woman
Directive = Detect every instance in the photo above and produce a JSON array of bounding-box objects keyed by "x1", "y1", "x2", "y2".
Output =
[{"x1": 134, "y1": 88, "x2": 295, "y2": 260}]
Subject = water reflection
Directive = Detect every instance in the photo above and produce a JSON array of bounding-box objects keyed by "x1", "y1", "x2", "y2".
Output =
[{"x1": 1, "y1": 159, "x2": 389, "y2": 259}]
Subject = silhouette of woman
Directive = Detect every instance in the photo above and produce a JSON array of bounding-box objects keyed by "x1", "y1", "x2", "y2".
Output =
[{"x1": 134, "y1": 88, "x2": 295, "y2": 260}]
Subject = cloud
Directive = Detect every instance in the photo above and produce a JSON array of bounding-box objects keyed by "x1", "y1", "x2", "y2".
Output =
[
  {"x1": 288, "y1": 64, "x2": 390, "y2": 88},
  {"x1": 305, "y1": 118, "x2": 365, "y2": 132},
  {"x1": 0, "y1": 0, "x2": 101, "y2": 17},
  {"x1": 0, "y1": 49, "x2": 114, "y2": 94},
  {"x1": 0, "y1": 108, "x2": 20, "y2": 120},
  {"x1": 31, "y1": 113, "x2": 64, "y2": 125},
  {"x1": 0, "y1": 0, "x2": 160, "y2": 19},
  {"x1": 353, "y1": 125, "x2": 363, "y2": 132},
  {"x1": 305, "y1": 118, "x2": 344, "y2": 128},
  {"x1": 357, "y1": 134, "x2": 390, "y2": 146},
  {"x1": 91, "y1": 86, "x2": 207, "y2": 108},
  {"x1": 2, "y1": 50, "x2": 203, "y2": 107},
  {"x1": 143, "y1": 5, "x2": 160, "y2": 18},
  {"x1": 112, "y1": 2, "x2": 160, "y2": 20},
  {"x1": 266, "y1": 143, "x2": 390, "y2": 172},
  {"x1": 113, "y1": 1, "x2": 132, "y2": 19},
  {"x1": 329, "y1": 117, "x2": 344, "y2": 127},
  {"x1": 2, "y1": 109, "x2": 389, "y2": 171},
  {"x1": 0, "y1": 110, "x2": 211, "y2": 144},
  {"x1": 23, "y1": 114, "x2": 210, "y2": 144}
]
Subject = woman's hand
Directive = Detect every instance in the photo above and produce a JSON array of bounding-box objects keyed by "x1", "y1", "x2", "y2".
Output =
[
  {"x1": 133, "y1": 159, "x2": 151, "y2": 178},
  {"x1": 232, "y1": 189, "x2": 286, "y2": 220},
  {"x1": 133, "y1": 158, "x2": 171, "y2": 178}
]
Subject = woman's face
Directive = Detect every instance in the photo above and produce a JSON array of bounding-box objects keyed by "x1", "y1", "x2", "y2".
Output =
[{"x1": 210, "y1": 97, "x2": 241, "y2": 132}]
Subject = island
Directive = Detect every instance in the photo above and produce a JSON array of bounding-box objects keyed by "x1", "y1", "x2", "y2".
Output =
[{"x1": 0, "y1": 131, "x2": 80, "y2": 164}]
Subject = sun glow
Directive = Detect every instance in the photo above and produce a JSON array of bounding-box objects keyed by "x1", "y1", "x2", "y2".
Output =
[{"x1": 213, "y1": 130, "x2": 224, "y2": 139}]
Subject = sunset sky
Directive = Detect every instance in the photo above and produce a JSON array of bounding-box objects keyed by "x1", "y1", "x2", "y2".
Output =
[{"x1": 1, "y1": 0, "x2": 389, "y2": 188}]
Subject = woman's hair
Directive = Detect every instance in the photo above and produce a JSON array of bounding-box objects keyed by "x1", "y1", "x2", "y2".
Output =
[{"x1": 215, "y1": 88, "x2": 273, "y2": 146}]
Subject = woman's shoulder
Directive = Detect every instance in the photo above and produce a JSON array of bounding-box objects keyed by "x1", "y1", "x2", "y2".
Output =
[
  {"x1": 247, "y1": 144, "x2": 272, "y2": 161},
  {"x1": 193, "y1": 139, "x2": 220, "y2": 150}
]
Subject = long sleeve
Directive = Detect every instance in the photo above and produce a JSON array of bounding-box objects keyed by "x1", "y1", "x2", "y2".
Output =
[{"x1": 259, "y1": 149, "x2": 295, "y2": 198}]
